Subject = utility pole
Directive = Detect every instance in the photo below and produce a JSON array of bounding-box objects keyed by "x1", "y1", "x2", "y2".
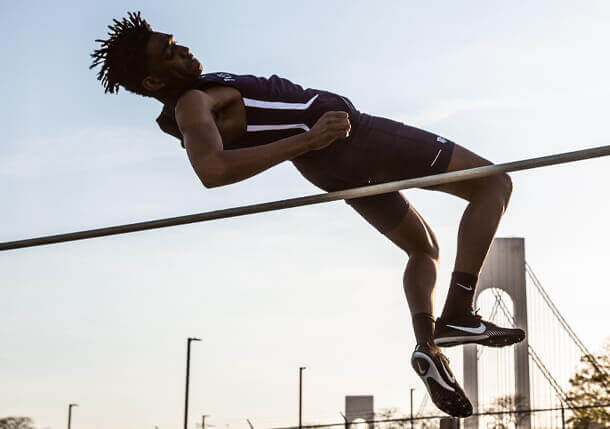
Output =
[
  {"x1": 299, "y1": 366, "x2": 307, "y2": 429},
  {"x1": 184, "y1": 337, "x2": 202, "y2": 429},
  {"x1": 410, "y1": 388, "x2": 415, "y2": 429},
  {"x1": 67, "y1": 403, "x2": 78, "y2": 429}
]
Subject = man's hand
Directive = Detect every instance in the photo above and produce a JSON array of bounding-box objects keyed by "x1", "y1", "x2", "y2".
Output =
[{"x1": 307, "y1": 111, "x2": 351, "y2": 150}]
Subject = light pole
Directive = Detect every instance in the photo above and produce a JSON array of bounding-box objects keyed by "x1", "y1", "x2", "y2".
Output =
[
  {"x1": 410, "y1": 388, "x2": 415, "y2": 429},
  {"x1": 298, "y1": 366, "x2": 307, "y2": 429},
  {"x1": 67, "y1": 403, "x2": 78, "y2": 429},
  {"x1": 184, "y1": 337, "x2": 202, "y2": 429}
]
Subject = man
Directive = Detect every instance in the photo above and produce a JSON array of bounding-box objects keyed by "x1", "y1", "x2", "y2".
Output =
[{"x1": 91, "y1": 12, "x2": 525, "y2": 417}]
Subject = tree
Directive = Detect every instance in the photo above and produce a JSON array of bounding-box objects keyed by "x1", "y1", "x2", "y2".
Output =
[
  {"x1": 565, "y1": 341, "x2": 610, "y2": 427},
  {"x1": 0, "y1": 417, "x2": 35, "y2": 429},
  {"x1": 484, "y1": 394, "x2": 529, "y2": 429},
  {"x1": 376, "y1": 408, "x2": 409, "y2": 429}
]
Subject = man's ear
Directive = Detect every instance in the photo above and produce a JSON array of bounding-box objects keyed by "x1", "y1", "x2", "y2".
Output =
[{"x1": 142, "y1": 75, "x2": 166, "y2": 92}]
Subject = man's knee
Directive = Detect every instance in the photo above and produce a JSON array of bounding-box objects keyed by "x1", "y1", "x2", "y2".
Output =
[
  {"x1": 426, "y1": 242, "x2": 440, "y2": 263},
  {"x1": 385, "y1": 214, "x2": 440, "y2": 262},
  {"x1": 405, "y1": 231, "x2": 440, "y2": 262},
  {"x1": 402, "y1": 243, "x2": 440, "y2": 264},
  {"x1": 426, "y1": 227, "x2": 441, "y2": 262},
  {"x1": 477, "y1": 173, "x2": 512, "y2": 208},
  {"x1": 497, "y1": 173, "x2": 513, "y2": 206}
]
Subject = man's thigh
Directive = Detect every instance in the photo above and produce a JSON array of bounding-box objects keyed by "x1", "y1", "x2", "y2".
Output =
[
  {"x1": 292, "y1": 157, "x2": 410, "y2": 236},
  {"x1": 423, "y1": 144, "x2": 495, "y2": 201},
  {"x1": 343, "y1": 114, "x2": 458, "y2": 186},
  {"x1": 346, "y1": 191, "x2": 410, "y2": 235},
  {"x1": 346, "y1": 192, "x2": 438, "y2": 257}
]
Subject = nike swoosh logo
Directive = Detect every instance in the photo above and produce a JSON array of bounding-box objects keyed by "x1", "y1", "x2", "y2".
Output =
[
  {"x1": 446, "y1": 323, "x2": 486, "y2": 334},
  {"x1": 412, "y1": 352, "x2": 456, "y2": 392},
  {"x1": 456, "y1": 282, "x2": 473, "y2": 291}
]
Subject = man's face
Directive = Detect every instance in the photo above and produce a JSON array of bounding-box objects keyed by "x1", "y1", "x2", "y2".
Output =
[{"x1": 144, "y1": 32, "x2": 202, "y2": 91}]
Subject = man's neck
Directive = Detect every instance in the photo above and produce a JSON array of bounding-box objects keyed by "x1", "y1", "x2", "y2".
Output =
[{"x1": 153, "y1": 78, "x2": 199, "y2": 105}]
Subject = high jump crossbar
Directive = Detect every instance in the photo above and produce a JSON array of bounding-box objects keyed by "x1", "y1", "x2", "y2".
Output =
[{"x1": 1, "y1": 144, "x2": 609, "y2": 252}]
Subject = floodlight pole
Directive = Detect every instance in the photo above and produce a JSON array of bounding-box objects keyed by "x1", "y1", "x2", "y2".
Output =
[
  {"x1": 299, "y1": 366, "x2": 307, "y2": 429},
  {"x1": 67, "y1": 403, "x2": 78, "y2": 429},
  {"x1": 410, "y1": 388, "x2": 415, "y2": 429},
  {"x1": 184, "y1": 337, "x2": 202, "y2": 429}
]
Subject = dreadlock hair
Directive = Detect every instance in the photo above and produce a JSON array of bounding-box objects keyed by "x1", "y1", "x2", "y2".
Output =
[{"x1": 90, "y1": 11, "x2": 154, "y2": 96}]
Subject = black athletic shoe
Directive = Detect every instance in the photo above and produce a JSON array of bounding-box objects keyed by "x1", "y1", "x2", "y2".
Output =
[
  {"x1": 411, "y1": 344, "x2": 473, "y2": 418},
  {"x1": 434, "y1": 311, "x2": 526, "y2": 348}
]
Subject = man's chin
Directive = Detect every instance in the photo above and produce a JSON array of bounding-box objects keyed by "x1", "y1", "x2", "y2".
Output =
[{"x1": 192, "y1": 58, "x2": 203, "y2": 73}]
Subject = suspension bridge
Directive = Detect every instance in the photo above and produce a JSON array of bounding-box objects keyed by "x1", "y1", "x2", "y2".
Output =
[{"x1": 409, "y1": 237, "x2": 608, "y2": 429}]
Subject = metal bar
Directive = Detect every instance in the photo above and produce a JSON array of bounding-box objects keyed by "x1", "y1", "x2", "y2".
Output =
[{"x1": 2, "y1": 144, "x2": 610, "y2": 251}]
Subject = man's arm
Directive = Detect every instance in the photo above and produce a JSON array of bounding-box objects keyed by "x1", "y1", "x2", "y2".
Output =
[{"x1": 176, "y1": 89, "x2": 351, "y2": 188}]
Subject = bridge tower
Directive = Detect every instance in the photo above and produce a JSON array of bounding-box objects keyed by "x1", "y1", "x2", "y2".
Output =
[{"x1": 463, "y1": 237, "x2": 531, "y2": 429}]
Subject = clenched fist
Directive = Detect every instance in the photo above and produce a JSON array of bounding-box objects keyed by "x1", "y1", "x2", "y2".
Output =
[{"x1": 307, "y1": 111, "x2": 351, "y2": 150}]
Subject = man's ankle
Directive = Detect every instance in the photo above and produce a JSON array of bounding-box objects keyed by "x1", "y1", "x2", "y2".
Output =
[
  {"x1": 412, "y1": 312, "x2": 436, "y2": 345},
  {"x1": 439, "y1": 309, "x2": 476, "y2": 323},
  {"x1": 440, "y1": 271, "x2": 478, "y2": 320}
]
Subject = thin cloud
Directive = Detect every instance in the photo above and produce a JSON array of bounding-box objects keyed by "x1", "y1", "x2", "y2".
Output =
[{"x1": 0, "y1": 126, "x2": 179, "y2": 179}]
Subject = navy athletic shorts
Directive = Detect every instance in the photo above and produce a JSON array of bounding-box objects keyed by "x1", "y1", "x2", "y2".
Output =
[{"x1": 292, "y1": 95, "x2": 455, "y2": 234}]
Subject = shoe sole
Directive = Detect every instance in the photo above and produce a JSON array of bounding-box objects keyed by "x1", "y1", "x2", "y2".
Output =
[
  {"x1": 434, "y1": 331, "x2": 526, "y2": 348},
  {"x1": 425, "y1": 377, "x2": 473, "y2": 418},
  {"x1": 411, "y1": 352, "x2": 473, "y2": 418}
]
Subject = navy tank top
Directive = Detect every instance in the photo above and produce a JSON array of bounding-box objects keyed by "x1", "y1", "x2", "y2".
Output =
[{"x1": 156, "y1": 72, "x2": 357, "y2": 149}]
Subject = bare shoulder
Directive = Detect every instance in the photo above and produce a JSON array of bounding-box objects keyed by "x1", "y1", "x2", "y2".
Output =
[
  {"x1": 177, "y1": 86, "x2": 240, "y2": 111},
  {"x1": 176, "y1": 89, "x2": 212, "y2": 113},
  {"x1": 175, "y1": 90, "x2": 214, "y2": 130}
]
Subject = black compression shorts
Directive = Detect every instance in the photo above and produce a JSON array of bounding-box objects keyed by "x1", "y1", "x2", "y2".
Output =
[{"x1": 292, "y1": 97, "x2": 455, "y2": 234}]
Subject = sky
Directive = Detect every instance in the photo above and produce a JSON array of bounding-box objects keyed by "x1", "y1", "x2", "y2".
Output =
[{"x1": 1, "y1": 1, "x2": 610, "y2": 428}]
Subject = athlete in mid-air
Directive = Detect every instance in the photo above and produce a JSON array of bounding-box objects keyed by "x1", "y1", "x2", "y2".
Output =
[{"x1": 91, "y1": 12, "x2": 525, "y2": 417}]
